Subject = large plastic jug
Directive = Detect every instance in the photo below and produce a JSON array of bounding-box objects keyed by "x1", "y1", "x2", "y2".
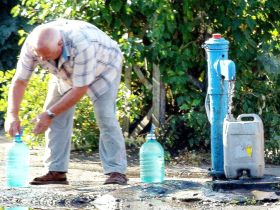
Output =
[
  {"x1": 5, "y1": 132, "x2": 30, "y2": 187},
  {"x1": 223, "y1": 114, "x2": 265, "y2": 179},
  {"x1": 139, "y1": 127, "x2": 165, "y2": 183}
]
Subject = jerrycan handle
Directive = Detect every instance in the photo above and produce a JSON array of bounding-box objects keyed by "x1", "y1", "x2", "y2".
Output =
[{"x1": 237, "y1": 114, "x2": 262, "y2": 122}]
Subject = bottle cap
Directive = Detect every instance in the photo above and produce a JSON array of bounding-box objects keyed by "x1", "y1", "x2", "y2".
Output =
[{"x1": 14, "y1": 127, "x2": 24, "y2": 142}]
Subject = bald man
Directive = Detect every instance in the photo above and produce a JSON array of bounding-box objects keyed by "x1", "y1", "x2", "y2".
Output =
[{"x1": 5, "y1": 19, "x2": 128, "y2": 185}]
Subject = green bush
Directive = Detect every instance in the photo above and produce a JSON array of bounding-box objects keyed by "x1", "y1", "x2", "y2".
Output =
[
  {"x1": 0, "y1": 69, "x2": 48, "y2": 146},
  {"x1": 72, "y1": 95, "x2": 99, "y2": 152},
  {"x1": 0, "y1": 69, "x2": 101, "y2": 149},
  {"x1": 3, "y1": 0, "x2": 280, "y2": 164},
  {"x1": 233, "y1": 69, "x2": 280, "y2": 164},
  {"x1": 117, "y1": 82, "x2": 145, "y2": 129},
  {"x1": 0, "y1": 69, "x2": 143, "y2": 151},
  {"x1": 0, "y1": 0, "x2": 31, "y2": 70}
]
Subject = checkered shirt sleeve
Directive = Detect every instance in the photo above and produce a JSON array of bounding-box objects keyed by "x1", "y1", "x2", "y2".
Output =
[{"x1": 14, "y1": 36, "x2": 36, "y2": 81}]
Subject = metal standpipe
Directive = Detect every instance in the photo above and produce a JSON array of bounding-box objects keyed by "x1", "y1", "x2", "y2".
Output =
[{"x1": 203, "y1": 33, "x2": 236, "y2": 179}]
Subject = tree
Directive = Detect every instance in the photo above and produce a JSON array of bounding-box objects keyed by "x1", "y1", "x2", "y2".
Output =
[
  {"x1": 2, "y1": 0, "x2": 280, "y2": 162},
  {"x1": 0, "y1": 0, "x2": 31, "y2": 71}
]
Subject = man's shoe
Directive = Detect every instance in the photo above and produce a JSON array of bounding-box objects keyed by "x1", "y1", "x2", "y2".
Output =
[
  {"x1": 104, "y1": 172, "x2": 128, "y2": 185},
  {"x1": 30, "y1": 171, "x2": 69, "y2": 185}
]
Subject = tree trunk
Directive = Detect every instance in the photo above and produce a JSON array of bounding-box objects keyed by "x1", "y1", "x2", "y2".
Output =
[{"x1": 152, "y1": 64, "x2": 165, "y2": 127}]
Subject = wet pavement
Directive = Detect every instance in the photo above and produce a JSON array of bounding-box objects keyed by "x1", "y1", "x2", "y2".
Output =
[{"x1": 1, "y1": 131, "x2": 280, "y2": 209}]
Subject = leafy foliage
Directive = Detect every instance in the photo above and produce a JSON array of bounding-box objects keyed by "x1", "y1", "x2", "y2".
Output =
[
  {"x1": 0, "y1": 69, "x2": 48, "y2": 146},
  {"x1": 0, "y1": 0, "x2": 279, "y2": 162},
  {"x1": 116, "y1": 82, "x2": 144, "y2": 127},
  {"x1": 0, "y1": 0, "x2": 31, "y2": 71},
  {"x1": 72, "y1": 96, "x2": 99, "y2": 152},
  {"x1": 234, "y1": 70, "x2": 280, "y2": 164},
  {"x1": 0, "y1": 69, "x2": 143, "y2": 151},
  {"x1": 72, "y1": 82, "x2": 144, "y2": 152}
]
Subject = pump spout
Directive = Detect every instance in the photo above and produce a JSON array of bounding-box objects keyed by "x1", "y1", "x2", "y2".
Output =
[{"x1": 220, "y1": 60, "x2": 236, "y2": 81}]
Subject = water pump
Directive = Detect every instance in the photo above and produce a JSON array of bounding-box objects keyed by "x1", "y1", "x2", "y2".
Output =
[{"x1": 203, "y1": 33, "x2": 236, "y2": 179}]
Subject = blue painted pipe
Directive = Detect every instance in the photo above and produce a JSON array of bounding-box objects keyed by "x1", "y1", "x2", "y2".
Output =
[{"x1": 203, "y1": 34, "x2": 236, "y2": 178}]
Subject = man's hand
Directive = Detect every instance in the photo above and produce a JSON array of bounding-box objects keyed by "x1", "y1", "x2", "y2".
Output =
[
  {"x1": 31, "y1": 86, "x2": 88, "y2": 135},
  {"x1": 32, "y1": 112, "x2": 53, "y2": 135},
  {"x1": 5, "y1": 78, "x2": 28, "y2": 137},
  {"x1": 5, "y1": 115, "x2": 21, "y2": 137}
]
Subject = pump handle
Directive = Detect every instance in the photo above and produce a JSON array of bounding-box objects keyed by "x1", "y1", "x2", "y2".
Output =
[{"x1": 237, "y1": 114, "x2": 262, "y2": 122}]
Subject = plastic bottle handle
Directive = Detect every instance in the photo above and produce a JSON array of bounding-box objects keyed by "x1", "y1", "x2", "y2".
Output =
[{"x1": 237, "y1": 114, "x2": 262, "y2": 122}]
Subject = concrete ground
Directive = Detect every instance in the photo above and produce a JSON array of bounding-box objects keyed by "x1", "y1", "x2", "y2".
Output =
[{"x1": 0, "y1": 131, "x2": 280, "y2": 210}]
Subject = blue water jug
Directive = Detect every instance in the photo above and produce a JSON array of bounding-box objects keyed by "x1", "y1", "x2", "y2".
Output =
[
  {"x1": 5, "y1": 132, "x2": 30, "y2": 187},
  {"x1": 140, "y1": 126, "x2": 165, "y2": 183}
]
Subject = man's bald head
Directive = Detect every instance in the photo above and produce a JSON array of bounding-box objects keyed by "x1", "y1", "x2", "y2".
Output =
[{"x1": 32, "y1": 25, "x2": 63, "y2": 60}]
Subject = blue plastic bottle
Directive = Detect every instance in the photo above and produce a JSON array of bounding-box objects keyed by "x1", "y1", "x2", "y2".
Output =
[
  {"x1": 5, "y1": 207, "x2": 29, "y2": 210},
  {"x1": 140, "y1": 126, "x2": 165, "y2": 183},
  {"x1": 5, "y1": 131, "x2": 30, "y2": 187}
]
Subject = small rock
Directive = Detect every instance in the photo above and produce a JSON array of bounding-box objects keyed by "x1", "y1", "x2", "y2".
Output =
[{"x1": 251, "y1": 190, "x2": 280, "y2": 202}]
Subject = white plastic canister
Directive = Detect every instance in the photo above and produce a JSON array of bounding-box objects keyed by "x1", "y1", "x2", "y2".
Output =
[{"x1": 223, "y1": 114, "x2": 265, "y2": 179}]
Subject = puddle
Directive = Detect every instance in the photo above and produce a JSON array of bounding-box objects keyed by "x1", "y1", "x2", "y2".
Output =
[{"x1": 0, "y1": 193, "x2": 119, "y2": 210}]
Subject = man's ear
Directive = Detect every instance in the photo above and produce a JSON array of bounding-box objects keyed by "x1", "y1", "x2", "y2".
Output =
[{"x1": 58, "y1": 39, "x2": 63, "y2": 46}]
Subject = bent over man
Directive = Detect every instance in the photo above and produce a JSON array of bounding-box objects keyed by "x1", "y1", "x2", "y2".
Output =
[{"x1": 5, "y1": 19, "x2": 128, "y2": 185}]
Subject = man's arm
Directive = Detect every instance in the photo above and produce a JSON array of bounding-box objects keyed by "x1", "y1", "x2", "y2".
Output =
[
  {"x1": 49, "y1": 86, "x2": 88, "y2": 117},
  {"x1": 5, "y1": 78, "x2": 28, "y2": 136},
  {"x1": 32, "y1": 85, "x2": 88, "y2": 135}
]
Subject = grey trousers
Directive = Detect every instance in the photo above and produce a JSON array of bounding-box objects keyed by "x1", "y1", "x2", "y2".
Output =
[{"x1": 43, "y1": 74, "x2": 127, "y2": 175}]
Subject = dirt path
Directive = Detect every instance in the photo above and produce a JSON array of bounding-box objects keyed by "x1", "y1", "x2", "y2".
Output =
[{"x1": 1, "y1": 132, "x2": 280, "y2": 209}]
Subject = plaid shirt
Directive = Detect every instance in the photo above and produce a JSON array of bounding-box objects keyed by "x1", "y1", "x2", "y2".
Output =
[{"x1": 15, "y1": 19, "x2": 123, "y2": 101}]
